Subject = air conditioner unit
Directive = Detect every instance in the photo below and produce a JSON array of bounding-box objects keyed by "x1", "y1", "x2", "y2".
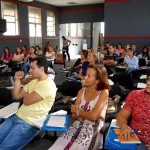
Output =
[{"x1": 18, "y1": 0, "x2": 34, "y2": 2}]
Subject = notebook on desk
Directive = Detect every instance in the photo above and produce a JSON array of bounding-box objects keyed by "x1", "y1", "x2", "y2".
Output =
[
  {"x1": 41, "y1": 115, "x2": 69, "y2": 132},
  {"x1": 46, "y1": 115, "x2": 66, "y2": 128},
  {"x1": 105, "y1": 127, "x2": 138, "y2": 150},
  {"x1": 114, "y1": 129, "x2": 141, "y2": 144},
  {"x1": 31, "y1": 110, "x2": 67, "y2": 129}
]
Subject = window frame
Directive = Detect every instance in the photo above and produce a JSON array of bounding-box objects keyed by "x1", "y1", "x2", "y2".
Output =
[
  {"x1": 1, "y1": 1, "x2": 19, "y2": 36},
  {"x1": 47, "y1": 11, "x2": 55, "y2": 36},
  {"x1": 28, "y1": 6, "x2": 42, "y2": 37}
]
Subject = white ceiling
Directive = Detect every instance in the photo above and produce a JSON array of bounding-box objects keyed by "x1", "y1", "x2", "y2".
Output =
[{"x1": 36, "y1": 0, "x2": 104, "y2": 7}]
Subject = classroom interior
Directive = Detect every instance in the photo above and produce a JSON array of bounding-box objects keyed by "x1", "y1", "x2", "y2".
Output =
[{"x1": 0, "y1": 0, "x2": 150, "y2": 149}]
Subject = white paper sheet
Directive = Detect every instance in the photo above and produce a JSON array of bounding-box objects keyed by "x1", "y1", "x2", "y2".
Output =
[{"x1": 46, "y1": 116, "x2": 66, "y2": 128}]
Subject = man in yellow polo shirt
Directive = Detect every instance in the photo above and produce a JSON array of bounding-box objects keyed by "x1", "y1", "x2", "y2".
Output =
[{"x1": 0, "y1": 56, "x2": 57, "y2": 149}]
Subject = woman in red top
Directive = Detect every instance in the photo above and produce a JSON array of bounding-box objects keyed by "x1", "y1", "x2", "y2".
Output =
[
  {"x1": 115, "y1": 43, "x2": 125, "y2": 58},
  {"x1": 1, "y1": 47, "x2": 13, "y2": 62},
  {"x1": 117, "y1": 74, "x2": 150, "y2": 150},
  {"x1": 21, "y1": 45, "x2": 29, "y2": 58}
]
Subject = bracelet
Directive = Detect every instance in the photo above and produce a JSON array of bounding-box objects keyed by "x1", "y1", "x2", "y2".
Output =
[{"x1": 76, "y1": 109, "x2": 80, "y2": 116}]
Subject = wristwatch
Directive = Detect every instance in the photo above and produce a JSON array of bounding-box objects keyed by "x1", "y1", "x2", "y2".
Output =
[{"x1": 76, "y1": 109, "x2": 80, "y2": 116}]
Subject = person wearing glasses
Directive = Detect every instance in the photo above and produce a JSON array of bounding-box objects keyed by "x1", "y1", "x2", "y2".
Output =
[
  {"x1": 117, "y1": 72, "x2": 150, "y2": 150},
  {"x1": 0, "y1": 56, "x2": 57, "y2": 149}
]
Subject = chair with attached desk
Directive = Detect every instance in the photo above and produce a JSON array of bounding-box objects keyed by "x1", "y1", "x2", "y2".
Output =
[
  {"x1": 41, "y1": 114, "x2": 69, "y2": 142},
  {"x1": 112, "y1": 73, "x2": 138, "y2": 91},
  {"x1": 31, "y1": 112, "x2": 70, "y2": 144},
  {"x1": 104, "y1": 119, "x2": 139, "y2": 150}
]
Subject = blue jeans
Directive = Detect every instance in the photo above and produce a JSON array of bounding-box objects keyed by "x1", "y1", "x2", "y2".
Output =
[
  {"x1": 126, "y1": 68, "x2": 137, "y2": 73},
  {"x1": 21, "y1": 63, "x2": 30, "y2": 75},
  {"x1": 0, "y1": 115, "x2": 40, "y2": 150}
]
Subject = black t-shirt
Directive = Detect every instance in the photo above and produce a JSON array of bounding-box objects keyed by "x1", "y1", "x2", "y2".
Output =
[{"x1": 103, "y1": 53, "x2": 119, "y2": 61}]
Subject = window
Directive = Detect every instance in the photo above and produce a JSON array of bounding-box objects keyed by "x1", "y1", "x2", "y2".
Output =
[
  {"x1": 1, "y1": 1, "x2": 19, "y2": 35},
  {"x1": 64, "y1": 23, "x2": 90, "y2": 37},
  {"x1": 47, "y1": 11, "x2": 55, "y2": 36},
  {"x1": 28, "y1": 6, "x2": 41, "y2": 37}
]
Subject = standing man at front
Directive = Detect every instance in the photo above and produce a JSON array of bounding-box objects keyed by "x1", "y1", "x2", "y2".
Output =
[
  {"x1": 0, "y1": 56, "x2": 57, "y2": 149},
  {"x1": 62, "y1": 36, "x2": 71, "y2": 61}
]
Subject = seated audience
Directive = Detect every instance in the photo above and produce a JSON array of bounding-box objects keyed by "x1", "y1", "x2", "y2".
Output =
[
  {"x1": 0, "y1": 56, "x2": 57, "y2": 149},
  {"x1": 123, "y1": 47, "x2": 139, "y2": 73},
  {"x1": 78, "y1": 50, "x2": 100, "y2": 79},
  {"x1": 104, "y1": 41, "x2": 110, "y2": 49},
  {"x1": 21, "y1": 45, "x2": 29, "y2": 58},
  {"x1": 44, "y1": 41, "x2": 51, "y2": 54},
  {"x1": 116, "y1": 72, "x2": 150, "y2": 150},
  {"x1": 56, "y1": 50, "x2": 101, "y2": 104},
  {"x1": 102, "y1": 44, "x2": 118, "y2": 66},
  {"x1": 101, "y1": 44, "x2": 118, "y2": 74},
  {"x1": 21, "y1": 46, "x2": 37, "y2": 75},
  {"x1": 99, "y1": 47, "x2": 108, "y2": 62},
  {"x1": 1, "y1": 47, "x2": 13, "y2": 63},
  {"x1": 2, "y1": 46, "x2": 24, "y2": 72},
  {"x1": 132, "y1": 44, "x2": 141, "y2": 56},
  {"x1": 147, "y1": 45, "x2": 150, "y2": 55},
  {"x1": 138, "y1": 46, "x2": 149, "y2": 65},
  {"x1": 45, "y1": 44, "x2": 55, "y2": 68},
  {"x1": 115, "y1": 43, "x2": 125, "y2": 57},
  {"x1": 70, "y1": 50, "x2": 88, "y2": 77},
  {"x1": 12, "y1": 46, "x2": 24, "y2": 63},
  {"x1": 49, "y1": 65, "x2": 110, "y2": 150},
  {"x1": 124, "y1": 44, "x2": 130, "y2": 51},
  {"x1": 35, "y1": 45, "x2": 43, "y2": 55}
]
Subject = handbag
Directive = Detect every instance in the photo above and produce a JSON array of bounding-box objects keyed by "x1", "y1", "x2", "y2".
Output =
[
  {"x1": 55, "y1": 54, "x2": 65, "y2": 63},
  {"x1": 107, "y1": 95, "x2": 121, "y2": 113}
]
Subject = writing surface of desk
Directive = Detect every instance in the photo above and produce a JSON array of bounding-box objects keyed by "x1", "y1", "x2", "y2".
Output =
[
  {"x1": 116, "y1": 66, "x2": 126, "y2": 69},
  {"x1": 41, "y1": 114, "x2": 69, "y2": 141},
  {"x1": 41, "y1": 114, "x2": 69, "y2": 132},
  {"x1": 104, "y1": 119, "x2": 137, "y2": 150}
]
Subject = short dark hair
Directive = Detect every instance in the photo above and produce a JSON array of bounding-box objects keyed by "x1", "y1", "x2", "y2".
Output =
[
  {"x1": 128, "y1": 47, "x2": 134, "y2": 52},
  {"x1": 31, "y1": 55, "x2": 48, "y2": 73},
  {"x1": 62, "y1": 36, "x2": 66, "y2": 40},
  {"x1": 87, "y1": 65, "x2": 111, "y2": 91}
]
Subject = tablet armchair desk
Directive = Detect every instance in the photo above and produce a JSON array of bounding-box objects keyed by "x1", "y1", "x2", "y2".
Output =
[
  {"x1": 41, "y1": 115, "x2": 69, "y2": 141},
  {"x1": 104, "y1": 119, "x2": 137, "y2": 150}
]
